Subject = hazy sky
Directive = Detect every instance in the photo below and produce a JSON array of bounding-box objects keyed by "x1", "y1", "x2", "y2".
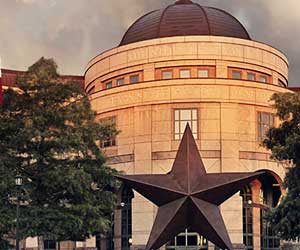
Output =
[{"x1": 0, "y1": 0, "x2": 299, "y2": 86}]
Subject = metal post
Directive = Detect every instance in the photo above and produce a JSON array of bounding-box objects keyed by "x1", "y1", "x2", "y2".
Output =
[
  {"x1": 57, "y1": 241, "x2": 61, "y2": 250},
  {"x1": 16, "y1": 191, "x2": 20, "y2": 250}
]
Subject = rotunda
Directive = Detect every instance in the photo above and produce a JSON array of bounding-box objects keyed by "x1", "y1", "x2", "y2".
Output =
[{"x1": 85, "y1": 1, "x2": 290, "y2": 249}]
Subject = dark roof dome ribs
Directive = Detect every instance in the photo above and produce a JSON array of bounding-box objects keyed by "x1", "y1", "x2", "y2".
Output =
[{"x1": 120, "y1": 0, "x2": 251, "y2": 46}]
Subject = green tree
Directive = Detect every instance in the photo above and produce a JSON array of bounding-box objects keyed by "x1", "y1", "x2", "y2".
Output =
[
  {"x1": 0, "y1": 58, "x2": 119, "y2": 248},
  {"x1": 263, "y1": 92, "x2": 300, "y2": 241}
]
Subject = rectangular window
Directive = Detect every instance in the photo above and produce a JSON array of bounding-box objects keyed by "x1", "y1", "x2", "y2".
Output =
[
  {"x1": 278, "y1": 79, "x2": 285, "y2": 88},
  {"x1": 247, "y1": 73, "x2": 255, "y2": 81},
  {"x1": 179, "y1": 69, "x2": 191, "y2": 79},
  {"x1": 87, "y1": 86, "x2": 95, "y2": 94},
  {"x1": 117, "y1": 78, "x2": 125, "y2": 86},
  {"x1": 100, "y1": 116, "x2": 117, "y2": 148},
  {"x1": 174, "y1": 109, "x2": 198, "y2": 140},
  {"x1": 232, "y1": 70, "x2": 242, "y2": 79},
  {"x1": 258, "y1": 112, "x2": 275, "y2": 143},
  {"x1": 44, "y1": 241, "x2": 56, "y2": 250},
  {"x1": 106, "y1": 81, "x2": 113, "y2": 89},
  {"x1": 198, "y1": 69, "x2": 209, "y2": 78},
  {"x1": 259, "y1": 75, "x2": 268, "y2": 83},
  {"x1": 162, "y1": 70, "x2": 173, "y2": 80},
  {"x1": 130, "y1": 74, "x2": 139, "y2": 84}
]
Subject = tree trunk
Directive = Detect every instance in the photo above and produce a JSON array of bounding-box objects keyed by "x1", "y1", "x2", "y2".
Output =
[{"x1": 38, "y1": 236, "x2": 44, "y2": 250}]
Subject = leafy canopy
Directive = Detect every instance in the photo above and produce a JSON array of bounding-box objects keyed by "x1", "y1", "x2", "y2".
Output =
[
  {"x1": 0, "y1": 57, "x2": 119, "y2": 243},
  {"x1": 263, "y1": 92, "x2": 300, "y2": 241}
]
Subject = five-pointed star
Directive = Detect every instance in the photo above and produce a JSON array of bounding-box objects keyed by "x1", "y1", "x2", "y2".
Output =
[{"x1": 117, "y1": 125, "x2": 265, "y2": 250}]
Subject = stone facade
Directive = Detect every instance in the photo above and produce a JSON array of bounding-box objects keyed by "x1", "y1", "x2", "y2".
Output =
[{"x1": 85, "y1": 36, "x2": 290, "y2": 250}]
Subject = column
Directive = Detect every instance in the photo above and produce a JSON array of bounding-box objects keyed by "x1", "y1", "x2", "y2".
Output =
[{"x1": 250, "y1": 180, "x2": 262, "y2": 250}]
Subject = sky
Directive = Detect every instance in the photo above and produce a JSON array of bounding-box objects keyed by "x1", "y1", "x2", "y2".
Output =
[{"x1": 0, "y1": 0, "x2": 299, "y2": 86}]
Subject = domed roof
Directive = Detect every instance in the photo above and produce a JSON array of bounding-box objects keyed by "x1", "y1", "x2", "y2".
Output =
[{"x1": 120, "y1": 0, "x2": 251, "y2": 46}]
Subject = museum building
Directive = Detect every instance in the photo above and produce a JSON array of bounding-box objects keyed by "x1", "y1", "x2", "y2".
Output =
[{"x1": 1, "y1": 0, "x2": 299, "y2": 249}]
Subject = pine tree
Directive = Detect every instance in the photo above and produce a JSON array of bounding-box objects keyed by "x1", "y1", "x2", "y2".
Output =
[
  {"x1": 0, "y1": 58, "x2": 119, "y2": 247},
  {"x1": 263, "y1": 92, "x2": 300, "y2": 241}
]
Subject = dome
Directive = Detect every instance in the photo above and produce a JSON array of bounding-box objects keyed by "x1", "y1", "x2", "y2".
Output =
[{"x1": 120, "y1": 0, "x2": 251, "y2": 46}]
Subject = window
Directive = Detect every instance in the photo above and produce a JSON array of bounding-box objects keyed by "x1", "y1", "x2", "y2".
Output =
[
  {"x1": 100, "y1": 116, "x2": 117, "y2": 148},
  {"x1": 232, "y1": 70, "x2": 242, "y2": 79},
  {"x1": 44, "y1": 240, "x2": 56, "y2": 250},
  {"x1": 121, "y1": 187, "x2": 134, "y2": 250},
  {"x1": 259, "y1": 75, "x2": 268, "y2": 83},
  {"x1": 179, "y1": 69, "x2": 191, "y2": 79},
  {"x1": 166, "y1": 229, "x2": 208, "y2": 250},
  {"x1": 198, "y1": 69, "x2": 209, "y2": 78},
  {"x1": 258, "y1": 112, "x2": 275, "y2": 143},
  {"x1": 261, "y1": 210, "x2": 280, "y2": 250},
  {"x1": 129, "y1": 74, "x2": 139, "y2": 84},
  {"x1": 87, "y1": 86, "x2": 95, "y2": 94},
  {"x1": 162, "y1": 70, "x2": 173, "y2": 80},
  {"x1": 241, "y1": 186, "x2": 253, "y2": 250},
  {"x1": 106, "y1": 81, "x2": 113, "y2": 89},
  {"x1": 278, "y1": 79, "x2": 285, "y2": 88},
  {"x1": 247, "y1": 73, "x2": 256, "y2": 81},
  {"x1": 117, "y1": 78, "x2": 125, "y2": 86},
  {"x1": 174, "y1": 109, "x2": 198, "y2": 140}
]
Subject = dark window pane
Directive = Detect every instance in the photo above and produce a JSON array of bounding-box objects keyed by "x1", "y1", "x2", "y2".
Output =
[
  {"x1": 232, "y1": 71, "x2": 242, "y2": 79},
  {"x1": 130, "y1": 74, "x2": 139, "y2": 83},
  {"x1": 176, "y1": 235, "x2": 185, "y2": 246},
  {"x1": 187, "y1": 235, "x2": 197, "y2": 245}
]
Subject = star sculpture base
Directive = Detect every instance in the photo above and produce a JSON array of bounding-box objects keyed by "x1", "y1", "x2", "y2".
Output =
[{"x1": 117, "y1": 125, "x2": 265, "y2": 250}]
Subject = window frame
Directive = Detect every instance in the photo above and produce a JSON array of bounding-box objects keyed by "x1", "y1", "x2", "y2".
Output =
[
  {"x1": 232, "y1": 70, "x2": 242, "y2": 80},
  {"x1": 174, "y1": 108, "x2": 198, "y2": 140},
  {"x1": 259, "y1": 75, "x2": 268, "y2": 83},
  {"x1": 161, "y1": 70, "x2": 173, "y2": 80},
  {"x1": 198, "y1": 69, "x2": 209, "y2": 78},
  {"x1": 99, "y1": 116, "x2": 117, "y2": 148},
  {"x1": 117, "y1": 77, "x2": 125, "y2": 86},
  {"x1": 129, "y1": 74, "x2": 140, "y2": 84},
  {"x1": 247, "y1": 72, "x2": 256, "y2": 81},
  {"x1": 106, "y1": 81, "x2": 113, "y2": 89},
  {"x1": 179, "y1": 69, "x2": 191, "y2": 79},
  {"x1": 257, "y1": 112, "x2": 275, "y2": 144}
]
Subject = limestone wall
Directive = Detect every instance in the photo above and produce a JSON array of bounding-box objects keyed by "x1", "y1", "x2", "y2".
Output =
[{"x1": 86, "y1": 36, "x2": 290, "y2": 250}]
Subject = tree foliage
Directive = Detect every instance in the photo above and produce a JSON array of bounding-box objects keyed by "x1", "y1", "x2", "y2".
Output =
[
  {"x1": 263, "y1": 92, "x2": 300, "y2": 240},
  {"x1": 0, "y1": 58, "x2": 119, "y2": 245}
]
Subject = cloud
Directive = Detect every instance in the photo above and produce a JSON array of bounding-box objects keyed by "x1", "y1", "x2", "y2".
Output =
[{"x1": 0, "y1": 0, "x2": 299, "y2": 85}]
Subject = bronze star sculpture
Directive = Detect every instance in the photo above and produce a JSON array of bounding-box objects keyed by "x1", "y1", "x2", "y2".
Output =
[{"x1": 117, "y1": 125, "x2": 265, "y2": 250}]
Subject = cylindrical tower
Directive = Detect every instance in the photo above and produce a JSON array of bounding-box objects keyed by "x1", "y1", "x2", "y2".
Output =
[{"x1": 85, "y1": 1, "x2": 290, "y2": 250}]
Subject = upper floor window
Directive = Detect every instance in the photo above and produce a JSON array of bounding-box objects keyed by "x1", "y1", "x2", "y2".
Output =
[
  {"x1": 100, "y1": 116, "x2": 117, "y2": 148},
  {"x1": 87, "y1": 86, "x2": 95, "y2": 95},
  {"x1": 259, "y1": 75, "x2": 268, "y2": 83},
  {"x1": 278, "y1": 79, "x2": 286, "y2": 88},
  {"x1": 179, "y1": 69, "x2": 191, "y2": 79},
  {"x1": 247, "y1": 73, "x2": 256, "y2": 81},
  {"x1": 174, "y1": 109, "x2": 198, "y2": 140},
  {"x1": 130, "y1": 74, "x2": 139, "y2": 84},
  {"x1": 106, "y1": 81, "x2": 113, "y2": 89},
  {"x1": 162, "y1": 70, "x2": 173, "y2": 80},
  {"x1": 232, "y1": 70, "x2": 242, "y2": 79},
  {"x1": 198, "y1": 69, "x2": 209, "y2": 78},
  {"x1": 117, "y1": 78, "x2": 125, "y2": 86},
  {"x1": 258, "y1": 112, "x2": 275, "y2": 143}
]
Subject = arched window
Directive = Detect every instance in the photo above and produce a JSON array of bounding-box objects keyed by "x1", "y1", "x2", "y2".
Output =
[
  {"x1": 240, "y1": 185, "x2": 253, "y2": 250},
  {"x1": 121, "y1": 187, "x2": 134, "y2": 250}
]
